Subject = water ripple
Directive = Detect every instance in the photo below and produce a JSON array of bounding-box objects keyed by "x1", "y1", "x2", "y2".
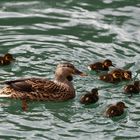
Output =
[{"x1": 0, "y1": 0, "x2": 140, "y2": 139}]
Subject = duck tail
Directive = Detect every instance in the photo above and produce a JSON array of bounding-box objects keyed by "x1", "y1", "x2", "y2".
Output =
[
  {"x1": 0, "y1": 94, "x2": 11, "y2": 98},
  {"x1": 0, "y1": 88, "x2": 11, "y2": 98}
]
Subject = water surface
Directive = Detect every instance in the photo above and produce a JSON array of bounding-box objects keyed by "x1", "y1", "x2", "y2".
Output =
[{"x1": 0, "y1": 0, "x2": 140, "y2": 139}]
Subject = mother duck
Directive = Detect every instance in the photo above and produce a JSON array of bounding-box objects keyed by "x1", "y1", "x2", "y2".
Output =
[{"x1": 0, "y1": 63, "x2": 87, "y2": 101}]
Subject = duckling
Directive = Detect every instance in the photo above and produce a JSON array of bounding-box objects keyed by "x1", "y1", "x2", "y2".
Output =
[
  {"x1": 99, "y1": 73, "x2": 114, "y2": 83},
  {"x1": 124, "y1": 81, "x2": 140, "y2": 94},
  {"x1": 88, "y1": 59, "x2": 114, "y2": 72},
  {"x1": 105, "y1": 101, "x2": 127, "y2": 118},
  {"x1": 0, "y1": 53, "x2": 15, "y2": 65},
  {"x1": 122, "y1": 70, "x2": 132, "y2": 80},
  {"x1": 0, "y1": 63, "x2": 87, "y2": 102},
  {"x1": 80, "y1": 88, "x2": 99, "y2": 105}
]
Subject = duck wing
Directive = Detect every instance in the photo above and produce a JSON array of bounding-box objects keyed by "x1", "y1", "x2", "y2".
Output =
[
  {"x1": 5, "y1": 78, "x2": 68, "y2": 94},
  {"x1": 4, "y1": 78, "x2": 48, "y2": 92}
]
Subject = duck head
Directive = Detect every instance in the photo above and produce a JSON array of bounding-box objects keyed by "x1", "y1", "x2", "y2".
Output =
[{"x1": 55, "y1": 63, "x2": 87, "y2": 82}]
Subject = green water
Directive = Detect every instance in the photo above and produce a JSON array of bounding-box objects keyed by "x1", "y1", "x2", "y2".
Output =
[{"x1": 0, "y1": 0, "x2": 140, "y2": 139}]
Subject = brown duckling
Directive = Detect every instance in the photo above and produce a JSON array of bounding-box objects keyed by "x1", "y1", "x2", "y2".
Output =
[
  {"x1": 122, "y1": 70, "x2": 132, "y2": 80},
  {"x1": 88, "y1": 59, "x2": 114, "y2": 71},
  {"x1": 110, "y1": 69, "x2": 132, "y2": 80},
  {"x1": 0, "y1": 53, "x2": 15, "y2": 65},
  {"x1": 105, "y1": 101, "x2": 127, "y2": 118},
  {"x1": 99, "y1": 73, "x2": 117, "y2": 83},
  {"x1": 124, "y1": 81, "x2": 140, "y2": 94},
  {"x1": 80, "y1": 88, "x2": 99, "y2": 105},
  {"x1": 99, "y1": 73, "x2": 113, "y2": 83}
]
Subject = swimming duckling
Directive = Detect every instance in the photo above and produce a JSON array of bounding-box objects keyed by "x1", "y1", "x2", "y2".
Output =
[
  {"x1": 111, "y1": 69, "x2": 132, "y2": 79},
  {"x1": 105, "y1": 101, "x2": 127, "y2": 118},
  {"x1": 0, "y1": 63, "x2": 87, "y2": 102},
  {"x1": 88, "y1": 59, "x2": 114, "y2": 72},
  {"x1": 0, "y1": 53, "x2": 15, "y2": 65},
  {"x1": 80, "y1": 88, "x2": 99, "y2": 105},
  {"x1": 124, "y1": 81, "x2": 140, "y2": 94},
  {"x1": 99, "y1": 73, "x2": 115, "y2": 83},
  {"x1": 122, "y1": 70, "x2": 132, "y2": 80}
]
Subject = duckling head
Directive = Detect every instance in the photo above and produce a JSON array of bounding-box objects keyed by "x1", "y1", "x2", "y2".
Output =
[
  {"x1": 55, "y1": 63, "x2": 87, "y2": 82},
  {"x1": 123, "y1": 71, "x2": 132, "y2": 80},
  {"x1": 103, "y1": 59, "x2": 114, "y2": 67},
  {"x1": 91, "y1": 88, "x2": 98, "y2": 95},
  {"x1": 116, "y1": 101, "x2": 127, "y2": 110},
  {"x1": 4, "y1": 53, "x2": 15, "y2": 61},
  {"x1": 112, "y1": 71, "x2": 122, "y2": 80},
  {"x1": 134, "y1": 81, "x2": 140, "y2": 87}
]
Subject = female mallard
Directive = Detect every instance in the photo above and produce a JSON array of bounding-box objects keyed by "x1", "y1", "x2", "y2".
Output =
[
  {"x1": 0, "y1": 53, "x2": 15, "y2": 65},
  {"x1": 88, "y1": 59, "x2": 114, "y2": 72},
  {"x1": 0, "y1": 63, "x2": 87, "y2": 101},
  {"x1": 105, "y1": 101, "x2": 127, "y2": 118}
]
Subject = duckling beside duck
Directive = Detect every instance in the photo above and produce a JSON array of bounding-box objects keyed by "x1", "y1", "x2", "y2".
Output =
[
  {"x1": 0, "y1": 53, "x2": 15, "y2": 65},
  {"x1": 105, "y1": 101, "x2": 127, "y2": 118},
  {"x1": 124, "y1": 81, "x2": 140, "y2": 95},
  {"x1": 80, "y1": 88, "x2": 99, "y2": 105},
  {"x1": 0, "y1": 63, "x2": 87, "y2": 102},
  {"x1": 88, "y1": 59, "x2": 114, "y2": 72}
]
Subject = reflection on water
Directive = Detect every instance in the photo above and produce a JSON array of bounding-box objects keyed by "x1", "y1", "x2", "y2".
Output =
[{"x1": 0, "y1": 0, "x2": 140, "y2": 139}]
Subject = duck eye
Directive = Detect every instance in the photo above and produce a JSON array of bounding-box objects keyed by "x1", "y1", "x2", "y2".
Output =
[{"x1": 66, "y1": 75, "x2": 73, "y2": 81}]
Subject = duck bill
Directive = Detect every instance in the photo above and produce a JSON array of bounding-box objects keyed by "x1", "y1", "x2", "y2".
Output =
[
  {"x1": 111, "y1": 64, "x2": 115, "y2": 67},
  {"x1": 74, "y1": 69, "x2": 88, "y2": 76},
  {"x1": 124, "y1": 105, "x2": 128, "y2": 108}
]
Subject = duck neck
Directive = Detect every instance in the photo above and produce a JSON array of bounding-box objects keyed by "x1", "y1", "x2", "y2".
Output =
[{"x1": 54, "y1": 75, "x2": 74, "y2": 90}]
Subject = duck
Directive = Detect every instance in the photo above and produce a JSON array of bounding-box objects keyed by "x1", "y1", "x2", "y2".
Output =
[
  {"x1": 88, "y1": 59, "x2": 114, "y2": 72},
  {"x1": 80, "y1": 88, "x2": 99, "y2": 105},
  {"x1": 105, "y1": 101, "x2": 127, "y2": 118},
  {"x1": 0, "y1": 53, "x2": 15, "y2": 65},
  {"x1": 124, "y1": 81, "x2": 140, "y2": 94},
  {"x1": 0, "y1": 63, "x2": 87, "y2": 102}
]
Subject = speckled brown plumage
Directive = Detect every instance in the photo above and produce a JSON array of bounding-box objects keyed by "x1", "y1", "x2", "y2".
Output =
[{"x1": 0, "y1": 63, "x2": 87, "y2": 101}]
